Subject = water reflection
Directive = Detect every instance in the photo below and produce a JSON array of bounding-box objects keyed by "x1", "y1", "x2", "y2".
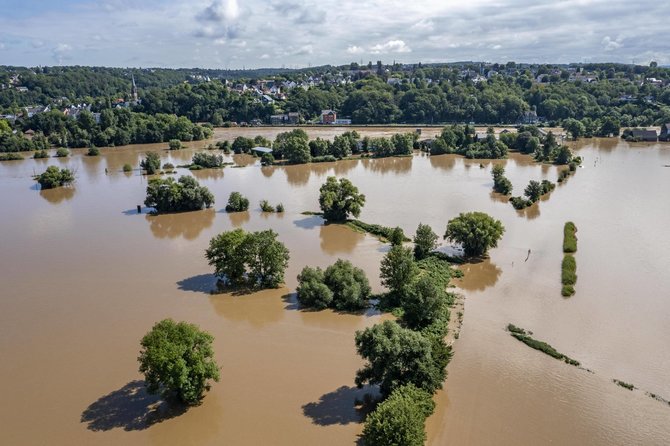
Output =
[
  {"x1": 81, "y1": 155, "x2": 103, "y2": 179},
  {"x1": 208, "y1": 288, "x2": 285, "y2": 328},
  {"x1": 361, "y1": 156, "x2": 412, "y2": 175},
  {"x1": 191, "y1": 168, "x2": 224, "y2": 181},
  {"x1": 260, "y1": 166, "x2": 275, "y2": 178},
  {"x1": 227, "y1": 211, "x2": 250, "y2": 227},
  {"x1": 429, "y1": 154, "x2": 457, "y2": 171},
  {"x1": 517, "y1": 202, "x2": 541, "y2": 220},
  {"x1": 332, "y1": 159, "x2": 357, "y2": 176},
  {"x1": 320, "y1": 224, "x2": 364, "y2": 254},
  {"x1": 456, "y1": 258, "x2": 502, "y2": 292},
  {"x1": 146, "y1": 209, "x2": 215, "y2": 240},
  {"x1": 39, "y1": 186, "x2": 76, "y2": 204},
  {"x1": 284, "y1": 165, "x2": 311, "y2": 186},
  {"x1": 232, "y1": 154, "x2": 256, "y2": 167}
]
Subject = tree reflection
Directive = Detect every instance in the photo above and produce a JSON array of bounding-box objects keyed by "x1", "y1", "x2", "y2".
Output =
[
  {"x1": 284, "y1": 165, "x2": 311, "y2": 186},
  {"x1": 227, "y1": 210, "x2": 250, "y2": 227},
  {"x1": 456, "y1": 258, "x2": 502, "y2": 292},
  {"x1": 146, "y1": 209, "x2": 215, "y2": 240},
  {"x1": 429, "y1": 154, "x2": 457, "y2": 171},
  {"x1": 319, "y1": 224, "x2": 364, "y2": 254},
  {"x1": 39, "y1": 186, "x2": 76, "y2": 204},
  {"x1": 362, "y1": 156, "x2": 412, "y2": 175},
  {"x1": 191, "y1": 168, "x2": 224, "y2": 181}
]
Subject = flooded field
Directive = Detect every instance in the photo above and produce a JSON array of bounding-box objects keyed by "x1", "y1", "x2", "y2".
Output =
[{"x1": 1, "y1": 135, "x2": 669, "y2": 445}]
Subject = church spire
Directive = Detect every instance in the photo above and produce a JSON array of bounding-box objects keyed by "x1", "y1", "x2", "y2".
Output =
[{"x1": 131, "y1": 74, "x2": 138, "y2": 102}]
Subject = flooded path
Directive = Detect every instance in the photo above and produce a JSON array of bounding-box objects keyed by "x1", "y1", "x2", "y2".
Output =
[{"x1": 1, "y1": 136, "x2": 669, "y2": 445}]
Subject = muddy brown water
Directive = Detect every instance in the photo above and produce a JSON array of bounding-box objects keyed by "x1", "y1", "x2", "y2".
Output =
[{"x1": 1, "y1": 134, "x2": 669, "y2": 445}]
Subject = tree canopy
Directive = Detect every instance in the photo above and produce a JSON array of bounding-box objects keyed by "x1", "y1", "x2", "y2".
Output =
[
  {"x1": 206, "y1": 229, "x2": 290, "y2": 289},
  {"x1": 318, "y1": 176, "x2": 366, "y2": 222},
  {"x1": 138, "y1": 319, "x2": 220, "y2": 405},
  {"x1": 444, "y1": 212, "x2": 505, "y2": 257},
  {"x1": 36, "y1": 166, "x2": 74, "y2": 189},
  {"x1": 144, "y1": 176, "x2": 214, "y2": 213}
]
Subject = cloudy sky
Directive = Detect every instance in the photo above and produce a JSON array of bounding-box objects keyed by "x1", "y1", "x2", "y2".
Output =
[{"x1": 0, "y1": 0, "x2": 667, "y2": 68}]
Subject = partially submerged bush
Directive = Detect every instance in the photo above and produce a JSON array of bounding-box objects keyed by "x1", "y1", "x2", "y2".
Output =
[
  {"x1": 260, "y1": 200, "x2": 275, "y2": 212},
  {"x1": 140, "y1": 152, "x2": 161, "y2": 174},
  {"x1": 296, "y1": 259, "x2": 371, "y2": 311},
  {"x1": 33, "y1": 149, "x2": 49, "y2": 159},
  {"x1": 55, "y1": 148, "x2": 70, "y2": 158},
  {"x1": 225, "y1": 192, "x2": 249, "y2": 212},
  {"x1": 144, "y1": 176, "x2": 214, "y2": 213},
  {"x1": 192, "y1": 152, "x2": 224, "y2": 168},
  {"x1": 87, "y1": 147, "x2": 100, "y2": 156},
  {"x1": 36, "y1": 166, "x2": 75, "y2": 189},
  {"x1": 563, "y1": 222, "x2": 577, "y2": 253}
]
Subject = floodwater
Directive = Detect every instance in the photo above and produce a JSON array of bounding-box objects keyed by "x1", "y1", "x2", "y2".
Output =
[{"x1": 1, "y1": 136, "x2": 669, "y2": 445}]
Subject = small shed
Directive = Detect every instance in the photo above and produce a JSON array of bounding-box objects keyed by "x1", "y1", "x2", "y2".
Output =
[{"x1": 631, "y1": 129, "x2": 658, "y2": 142}]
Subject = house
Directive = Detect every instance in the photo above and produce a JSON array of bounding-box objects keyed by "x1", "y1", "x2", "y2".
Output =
[
  {"x1": 16, "y1": 86, "x2": 29, "y2": 93},
  {"x1": 24, "y1": 105, "x2": 50, "y2": 118},
  {"x1": 321, "y1": 110, "x2": 336, "y2": 124},
  {"x1": 518, "y1": 110, "x2": 539, "y2": 125},
  {"x1": 631, "y1": 129, "x2": 658, "y2": 142},
  {"x1": 659, "y1": 124, "x2": 670, "y2": 142},
  {"x1": 269, "y1": 112, "x2": 300, "y2": 125},
  {"x1": 251, "y1": 146, "x2": 273, "y2": 155}
]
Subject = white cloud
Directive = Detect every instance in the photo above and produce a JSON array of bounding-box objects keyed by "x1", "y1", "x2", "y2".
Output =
[
  {"x1": 602, "y1": 36, "x2": 623, "y2": 51},
  {"x1": 347, "y1": 45, "x2": 365, "y2": 54},
  {"x1": 260, "y1": 53, "x2": 270, "y2": 59},
  {"x1": 197, "y1": 0, "x2": 240, "y2": 22},
  {"x1": 370, "y1": 40, "x2": 411, "y2": 54}
]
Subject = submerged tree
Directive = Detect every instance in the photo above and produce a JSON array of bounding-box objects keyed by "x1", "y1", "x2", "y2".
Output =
[
  {"x1": 206, "y1": 229, "x2": 290, "y2": 289},
  {"x1": 36, "y1": 166, "x2": 75, "y2": 189},
  {"x1": 138, "y1": 319, "x2": 220, "y2": 405},
  {"x1": 318, "y1": 176, "x2": 366, "y2": 222},
  {"x1": 140, "y1": 152, "x2": 161, "y2": 174},
  {"x1": 144, "y1": 176, "x2": 214, "y2": 213},
  {"x1": 444, "y1": 212, "x2": 505, "y2": 257}
]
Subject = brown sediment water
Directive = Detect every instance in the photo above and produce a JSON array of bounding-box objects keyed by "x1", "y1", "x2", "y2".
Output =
[{"x1": 1, "y1": 136, "x2": 669, "y2": 445}]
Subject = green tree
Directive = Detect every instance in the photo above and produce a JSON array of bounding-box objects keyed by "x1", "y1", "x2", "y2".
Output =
[
  {"x1": 206, "y1": 229, "x2": 290, "y2": 289},
  {"x1": 554, "y1": 145, "x2": 573, "y2": 165},
  {"x1": 205, "y1": 228, "x2": 247, "y2": 286},
  {"x1": 36, "y1": 166, "x2": 75, "y2": 189},
  {"x1": 296, "y1": 266, "x2": 333, "y2": 310},
  {"x1": 140, "y1": 152, "x2": 161, "y2": 174},
  {"x1": 55, "y1": 148, "x2": 70, "y2": 157},
  {"x1": 144, "y1": 176, "x2": 214, "y2": 213},
  {"x1": 168, "y1": 139, "x2": 182, "y2": 150},
  {"x1": 361, "y1": 384, "x2": 435, "y2": 446},
  {"x1": 413, "y1": 223, "x2": 438, "y2": 260},
  {"x1": 232, "y1": 136, "x2": 254, "y2": 154},
  {"x1": 380, "y1": 245, "x2": 419, "y2": 306},
  {"x1": 318, "y1": 176, "x2": 366, "y2": 222},
  {"x1": 401, "y1": 277, "x2": 448, "y2": 330},
  {"x1": 280, "y1": 135, "x2": 311, "y2": 164},
  {"x1": 563, "y1": 118, "x2": 586, "y2": 140},
  {"x1": 355, "y1": 320, "x2": 446, "y2": 396},
  {"x1": 389, "y1": 227, "x2": 405, "y2": 246},
  {"x1": 323, "y1": 259, "x2": 371, "y2": 311},
  {"x1": 524, "y1": 180, "x2": 543, "y2": 202},
  {"x1": 492, "y1": 164, "x2": 513, "y2": 195},
  {"x1": 242, "y1": 229, "x2": 290, "y2": 288},
  {"x1": 225, "y1": 191, "x2": 249, "y2": 212},
  {"x1": 138, "y1": 319, "x2": 220, "y2": 405},
  {"x1": 444, "y1": 212, "x2": 505, "y2": 257},
  {"x1": 192, "y1": 152, "x2": 224, "y2": 168}
]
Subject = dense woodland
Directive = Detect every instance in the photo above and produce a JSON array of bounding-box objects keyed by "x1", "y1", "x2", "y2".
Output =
[{"x1": 1, "y1": 62, "x2": 669, "y2": 153}]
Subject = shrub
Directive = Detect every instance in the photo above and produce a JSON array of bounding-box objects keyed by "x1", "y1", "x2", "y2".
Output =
[
  {"x1": 140, "y1": 152, "x2": 161, "y2": 174},
  {"x1": 144, "y1": 176, "x2": 214, "y2": 213},
  {"x1": 122, "y1": 163, "x2": 133, "y2": 172},
  {"x1": 444, "y1": 212, "x2": 505, "y2": 257},
  {"x1": 138, "y1": 319, "x2": 220, "y2": 405},
  {"x1": 563, "y1": 222, "x2": 577, "y2": 253},
  {"x1": 260, "y1": 200, "x2": 275, "y2": 212},
  {"x1": 168, "y1": 139, "x2": 182, "y2": 150},
  {"x1": 389, "y1": 227, "x2": 406, "y2": 246},
  {"x1": 163, "y1": 162, "x2": 175, "y2": 171},
  {"x1": 361, "y1": 384, "x2": 435, "y2": 446},
  {"x1": 275, "y1": 203, "x2": 284, "y2": 213},
  {"x1": 561, "y1": 255, "x2": 577, "y2": 286},
  {"x1": 319, "y1": 176, "x2": 365, "y2": 222},
  {"x1": 0, "y1": 153, "x2": 23, "y2": 161},
  {"x1": 192, "y1": 152, "x2": 224, "y2": 168},
  {"x1": 492, "y1": 165, "x2": 513, "y2": 195},
  {"x1": 55, "y1": 148, "x2": 70, "y2": 158},
  {"x1": 33, "y1": 150, "x2": 49, "y2": 159},
  {"x1": 260, "y1": 152, "x2": 274, "y2": 166},
  {"x1": 510, "y1": 196, "x2": 532, "y2": 209},
  {"x1": 509, "y1": 328, "x2": 580, "y2": 366},
  {"x1": 296, "y1": 267, "x2": 333, "y2": 310},
  {"x1": 323, "y1": 259, "x2": 371, "y2": 311},
  {"x1": 87, "y1": 147, "x2": 100, "y2": 156},
  {"x1": 36, "y1": 166, "x2": 75, "y2": 189},
  {"x1": 225, "y1": 192, "x2": 249, "y2": 212}
]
